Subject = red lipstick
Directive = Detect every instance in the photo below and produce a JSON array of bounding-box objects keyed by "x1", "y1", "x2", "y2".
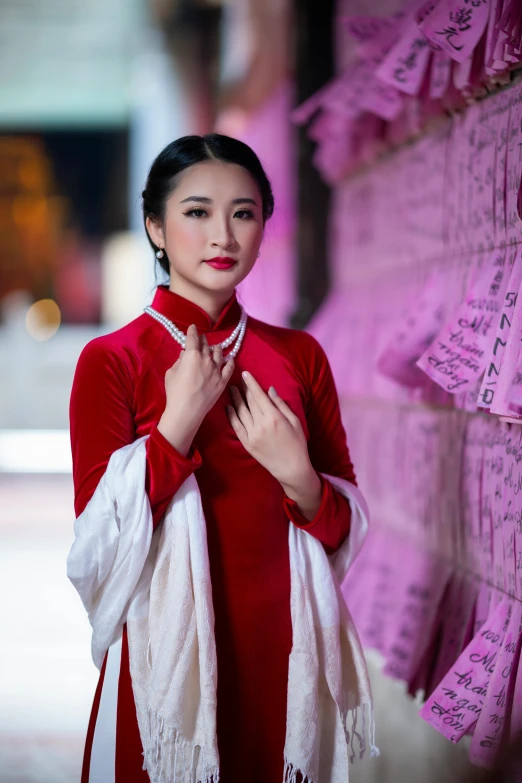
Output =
[{"x1": 205, "y1": 256, "x2": 236, "y2": 269}]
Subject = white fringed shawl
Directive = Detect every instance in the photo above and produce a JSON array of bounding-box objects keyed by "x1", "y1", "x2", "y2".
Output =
[{"x1": 67, "y1": 436, "x2": 377, "y2": 783}]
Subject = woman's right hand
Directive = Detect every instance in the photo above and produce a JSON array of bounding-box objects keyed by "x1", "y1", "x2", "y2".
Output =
[{"x1": 157, "y1": 324, "x2": 235, "y2": 455}]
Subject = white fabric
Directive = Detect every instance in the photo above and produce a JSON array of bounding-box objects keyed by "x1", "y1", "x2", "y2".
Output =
[
  {"x1": 67, "y1": 436, "x2": 376, "y2": 783},
  {"x1": 89, "y1": 635, "x2": 122, "y2": 783}
]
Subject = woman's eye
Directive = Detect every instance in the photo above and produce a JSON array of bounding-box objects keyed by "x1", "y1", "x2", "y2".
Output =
[
  {"x1": 185, "y1": 208, "x2": 207, "y2": 218},
  {"x1": 234, "y1": 209, "x2": 254, "y2": 220}
]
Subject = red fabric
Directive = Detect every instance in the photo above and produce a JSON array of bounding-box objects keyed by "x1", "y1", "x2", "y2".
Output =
[{"x1": 71, "y1": 285, "x2": 356, "y2": 783}]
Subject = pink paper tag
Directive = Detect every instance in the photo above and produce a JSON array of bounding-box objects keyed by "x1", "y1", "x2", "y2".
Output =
[
  {"x1": 383, "y1": 545, "x2": 452, "y2": 683},
  {"x1": 508, "y1": 428, "x2": 522, "y2": 600},
  {"x1": 510, "y1": 631, "x2": 522, "y2": 741},
  {"x1": 416, "y1": 249, "x2": 509, "y2": 393},
  {"x1": 376, "y1": 18, "x2": 432, "y2": 96},
  {"x1": 420, "y1": 596, "x2": 509, "y2": 743},
  {"x1": 359, "y1": 78, "x2": 405, "y2": 121},
  {"x1": 490, "y1": 275, "x2": 522, "y2": 416},
  {"x1": 342, "y1": 15, "x2": 400, "y2": 58},
  {"x1": 470, "y1": 601, "x2": 522, "y2": 766},
  {"x1": 506, "y1": 86, "x2": 522, "y2": 244},
  {"x1": 478, "y1": 249, "x2": 521, "y2": 409},
  {"x1": 419, "y1": 0, "x2": 491, "y2": 64},
  {"x1": 428, "y1": 574, "x2": 478, "y2": 690},
  {"x1": 507, "y1": 356, "x2": 522, "y2": 413},
  {"x1": 377, "y1": 272, "x2": 448, "y2": 388},
  {"x1": 430, "y1": 49, "x2": 453, "y2": 96}
]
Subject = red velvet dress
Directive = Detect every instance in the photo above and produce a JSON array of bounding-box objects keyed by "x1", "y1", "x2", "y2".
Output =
[{"x1": 70, "y1": 285, "x2": 356, "y2": 783}]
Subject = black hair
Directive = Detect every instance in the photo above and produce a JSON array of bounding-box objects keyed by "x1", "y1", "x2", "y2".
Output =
[{"x1": 141, "y1": 133, "x2": 275, "y2": 277}]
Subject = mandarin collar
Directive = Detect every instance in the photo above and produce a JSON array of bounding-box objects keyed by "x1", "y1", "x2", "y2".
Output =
[{"x1": 150, "y1": 285, "x2": 242, "y2": 332}]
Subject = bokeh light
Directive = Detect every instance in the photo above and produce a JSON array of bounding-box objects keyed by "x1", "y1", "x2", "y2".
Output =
[{"x1": 25, "y1": 298, "x2": 61, "y2": 341}]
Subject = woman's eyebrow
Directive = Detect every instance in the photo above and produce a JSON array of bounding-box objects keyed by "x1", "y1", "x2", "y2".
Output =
[
  {"x1": 231, "y1": 197, "x2": 258, "y2": 206},
  {"x1": 180, "y1": 196, "x2": 259, "y2": 206},
  {"x1": 180, "y1": 196, "x2": 212, "y2": 204}
]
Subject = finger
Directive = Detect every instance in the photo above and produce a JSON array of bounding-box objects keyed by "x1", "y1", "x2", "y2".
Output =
[
  {"x1": 244, "y1": 384, "x2": 264, "y2": 418},
  {"x1": 230, "y1": 385, "x2": 253, "y2": 427},
  {"x1": 185, "y1": 324, "x2": 199, "y2": 352},
  {"x1": 220, "y1": 355, "x2": 235, "y2": 382},
  {"x1": 200, "y1": 333, "x2": 211, "y2": 358},
  {"x1": 226, "y1": 404, "x2": 249, "y2": 446},
  {"x1": 240, "y1": 371, "x2": 272, "y2": 414},
  {"x1": 211, "y1": 342, "x2": 223, "y2": 367},
  {"x1": 268, "y1": 386, "x2": 300, "y2": 426}
]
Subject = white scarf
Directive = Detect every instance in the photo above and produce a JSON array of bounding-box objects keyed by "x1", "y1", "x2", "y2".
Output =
[{"x1": 67, "y1": 436, "x2": 377, "y2": 783}]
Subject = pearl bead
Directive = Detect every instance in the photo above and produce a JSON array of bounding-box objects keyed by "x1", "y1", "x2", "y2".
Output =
[{"x1": 143, "y1": 305, "x2": 247, "y2": 359}]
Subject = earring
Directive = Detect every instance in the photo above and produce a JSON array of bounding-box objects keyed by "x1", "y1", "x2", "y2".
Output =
[{"x1": 156, "y1": 248, "x2": 164, "y2": 259}]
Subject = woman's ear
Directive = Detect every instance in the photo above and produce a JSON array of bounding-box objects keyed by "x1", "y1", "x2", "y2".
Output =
[{"x1": 145, "y1": 216, "x2": 165, "y2": 249}]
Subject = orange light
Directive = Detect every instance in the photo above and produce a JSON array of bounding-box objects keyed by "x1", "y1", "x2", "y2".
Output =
[{"x1": 25, "y1": 299, "x2": 61, "y2": 341}]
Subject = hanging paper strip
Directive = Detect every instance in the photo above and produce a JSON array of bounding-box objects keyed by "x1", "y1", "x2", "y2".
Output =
[{"x1": 419, "y1": 0, "x2": 491, "y2": 64}]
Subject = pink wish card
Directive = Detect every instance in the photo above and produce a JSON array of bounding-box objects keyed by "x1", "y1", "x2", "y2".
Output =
[
  {"x1": 478, "y1": 247, "x2": 521, "y2": 410},
  {"x1": 291, "y1": 66, "x2": 358, "y2": 126},
  {"x1": 480, "y1": 423, "x2": 496, "y2": 588},
  {"x1": 342, "y1": 15, "x2": 402, "y2": 59},
  {"x1": 508, "y1": 428, "x2": 522, "y2": 599},
  {"x1": 506, "y1": 84, "x2": 522, "y2": 244},
  {"x1": 419, "y1": 0, "x2": 491, "y2": 64},
  {"x1": 377, "y1": 270, "x2": 448, "y2": 388},
  {"x1": 351, "y1": 528, "x2": 399, "y2": 655},
  {"x1": 468, "y1": 100, "x2": 498, "y2": 251},
  {"x1": 510, "y1": 621, "x2": 522, "y2": 742},
  {"x1": 501, "y1": 485, "x2": 517, "y2": 602},
  {"x1": 470, "y1": 601, "x2": 522, "y2": 766},
  {"x1": 493, "y1": 100, "x2": 509, "y2": 244},
  {"x1": 488, "y1": 427, "x2": 509, "y2": 593},
  {"x1": 507, "y1": 351, "x2": 522, "y2": 414},
  {"x1": 444, "y1": 115, "x2": 464, "y2": 252},
  {"x1": 359, "y1": 78, "x2": 405, "y2": 122},
  {"x1": 438, "y1": 412, "x2": 468, "y2": 560},
  {"x1": 416, "y1": 249, "x2": 509, "y2": 394},
  {"x1": 490, "y1": 275, "x2": 522, "y2": 417},
  {"x1": 430, "y1": 49, "x2": 452, "y2": 97},
  {"x1": 419, "y1": 596, "x2": 510, "y2": 743},
  {"x1": 461, "y1": 416, "x2": 485, "y2": 574},
  {"x1": 428, "y1": 573, "x2": 479, "y2": 691},
  {"x1": 376, "y1": 18, "x2": 432, "y2": 96},
  {"x1": 453, "y1": 55, "x2": 473, "y2": 90},
  {"x1": 475, "y1": 581, "x2": 496, "y2": 634},
  {"x1": 383, "y1": 544, "x2": 452, "y2": 684}
]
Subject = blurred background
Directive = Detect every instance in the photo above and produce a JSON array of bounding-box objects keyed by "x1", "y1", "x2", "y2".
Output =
[{"x1": 1, "y1": 0, "x2": 522, "y2": 781}]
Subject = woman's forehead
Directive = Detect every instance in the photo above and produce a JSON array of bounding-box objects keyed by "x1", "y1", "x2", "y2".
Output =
[{"x1": 173, "y1": 161, "x2": 260, "y2": 199}]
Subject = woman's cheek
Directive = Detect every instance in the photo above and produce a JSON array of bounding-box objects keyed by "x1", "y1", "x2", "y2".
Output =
[{"x1": 168, "y1": 220, "x2": 206, "y2": 252}]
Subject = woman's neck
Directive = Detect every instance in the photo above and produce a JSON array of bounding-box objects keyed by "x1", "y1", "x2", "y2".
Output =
[{"x1": 168, "y1": 280, "x2": 234, "y2": 326}]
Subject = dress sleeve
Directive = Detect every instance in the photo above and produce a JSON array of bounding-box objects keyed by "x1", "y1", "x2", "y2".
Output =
[
  {"x1": 69, "y1": 338, "x2": 201, "y2": 528},
  {"x1": 283, "y1": 335, "x2": 356, "y2": 554}
]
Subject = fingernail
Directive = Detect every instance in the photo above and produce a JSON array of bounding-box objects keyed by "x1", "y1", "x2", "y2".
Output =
[
  {"x1": 269, "y1": 386, "x2": 277, "y2": 397},
  {"x1": 242, "y1": 371, "x2": 249, "y2": 379},
  {"x1": 226, "y1": 405, "x2": 233, "y2": 414}
]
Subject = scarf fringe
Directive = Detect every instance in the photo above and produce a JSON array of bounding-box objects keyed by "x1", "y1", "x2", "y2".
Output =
[
  {"x1": 283, "y1": 704, "x2": 380, "y2": 783},
  {"x1": 141, "y1": 708, "x2": 219, "y2": 783},
  {"x1": 345, "y1": 702, "x2": 380, "y2": 763},
  {"x1": 283, "y1": 760, "x2": 313, "y2": 783}
]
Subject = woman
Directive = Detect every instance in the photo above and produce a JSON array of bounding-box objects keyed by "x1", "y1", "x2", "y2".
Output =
[{"x1": 69, "y1": 134, "x2": 373, "y2": 783}]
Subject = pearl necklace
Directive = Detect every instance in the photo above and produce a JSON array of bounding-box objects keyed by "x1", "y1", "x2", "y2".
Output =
[{"x1": 143, "y1": 305, "x2": 248, "y2": 359}]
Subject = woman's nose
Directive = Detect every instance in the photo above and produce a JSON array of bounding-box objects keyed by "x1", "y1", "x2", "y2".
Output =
[{"x1": 211, "y1": 218, "x2": 235, "y2": 250}]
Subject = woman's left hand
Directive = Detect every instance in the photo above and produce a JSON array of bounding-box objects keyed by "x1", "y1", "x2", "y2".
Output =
[{"x1": 226, "y1": 371, "x2": 314, "y2": 489}]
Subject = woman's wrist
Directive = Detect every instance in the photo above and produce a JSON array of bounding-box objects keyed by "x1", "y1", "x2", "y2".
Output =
[
  {"x1": 157, "y1": 410, "x2": 200, "y2": 457},
  {"x1": 280, "y1": 466, "x2": 322, "y2": 522}
]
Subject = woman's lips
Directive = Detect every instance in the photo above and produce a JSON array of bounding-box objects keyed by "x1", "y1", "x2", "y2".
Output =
[{"x1": 205, "y1": 257, "x2": 236, "y2": 269}]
